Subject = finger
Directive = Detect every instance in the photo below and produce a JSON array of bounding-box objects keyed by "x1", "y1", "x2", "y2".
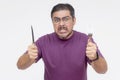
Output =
[
  {"x1": 29, "y1": 54, "x2": 38, "y2": 59},
  {"x1": 86, "y1": 45, "x2": 96, "y2": 50},
  {"x1": 86, "y1": 50, "x2": 96, "y2": 54},
  {"x1": 87, "y1": 42, "x2": 97, "y2": 48},
  {"x1": 88, "y1": 38, "x2": 92, "y2": 43},
  {"x1": 31, "y1": 49, "x2": 38, "y2": 53},
  {"x1": 31, "y1": 44, "x2": 37, "y2": 48},
  {"x1": 87, "y1": 42, "x2": 93, "y2": 47},
  {"x1": 28, "y1": 44, "x2": 37, "y2": 50},
  {"x1": 86, "y1": 54, "x2": 95, "y2": 60},
  {"x1": 30, "y1": 52, "x2": 38, "y2": 56},
  {"x1": 86, "y1": 47, "x2": 93, "y2": 51},
  {"x1": 28, "y1": 51, "x2": 38, "y2": 59},
  {"x1": 28, "y1": 47, "x2": 38, "y2": 55}
]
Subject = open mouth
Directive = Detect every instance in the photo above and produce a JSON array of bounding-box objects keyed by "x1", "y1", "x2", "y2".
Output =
[{"x1": 59, "y1": 29, "x2": 67, "y2": 34}]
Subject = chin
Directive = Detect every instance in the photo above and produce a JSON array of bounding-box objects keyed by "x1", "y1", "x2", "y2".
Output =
[
  {"x1": 57, "y1": 31, "x2": 73, "y2": 39},
  {"x1": 58, "y1": 34, "x2": 68, "y2": 39}
]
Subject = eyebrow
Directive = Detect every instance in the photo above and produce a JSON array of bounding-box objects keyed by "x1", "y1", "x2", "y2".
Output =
[{"x1": 53, "y1": 16, "x2": 70, "y2": 19}]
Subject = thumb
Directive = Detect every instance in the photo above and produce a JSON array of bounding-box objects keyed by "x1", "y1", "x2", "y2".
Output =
[{"x1": 88, "y1": 38, "x2": 92, "y2": 42}]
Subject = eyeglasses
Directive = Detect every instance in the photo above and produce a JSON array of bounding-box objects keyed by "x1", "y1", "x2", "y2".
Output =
[{"x1": 52, "y1": 16, "x2": 72, "y2": 24}]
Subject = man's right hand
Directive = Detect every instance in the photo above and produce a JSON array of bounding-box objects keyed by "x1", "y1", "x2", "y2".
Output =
[
  {"x1": 27, "y1": 44, "x2": 38, "y2": 60},
  {"x1": 17, "y1": 44, "x2": 38, "y2": 69}
]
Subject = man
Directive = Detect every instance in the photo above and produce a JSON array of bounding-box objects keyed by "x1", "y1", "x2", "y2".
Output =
[{"x1": 17, "y1": 3, "x2": 107, "y2": 80}]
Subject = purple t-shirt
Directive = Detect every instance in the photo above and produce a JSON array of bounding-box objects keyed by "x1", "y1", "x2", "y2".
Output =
[{"x1": 35, "y1": 30, "x2": 103, "y2": 80}]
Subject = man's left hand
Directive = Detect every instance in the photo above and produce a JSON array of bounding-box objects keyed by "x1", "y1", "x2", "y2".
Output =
[{"x1": 86, "y1": 39, "x2": 97, "y2": 60}]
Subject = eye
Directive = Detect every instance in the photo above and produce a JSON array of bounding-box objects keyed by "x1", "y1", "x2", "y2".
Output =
[
  {"x1": 53, "y1": 18, "x2": 60, "y2": 23},
  {"x1": 63, "y1": 17, "x2": 70, "y2": 22}
]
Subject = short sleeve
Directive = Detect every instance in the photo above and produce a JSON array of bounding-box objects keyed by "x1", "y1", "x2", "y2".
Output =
[{"x1": 34, "y1": 38, "x2": 43, "y2": 63}]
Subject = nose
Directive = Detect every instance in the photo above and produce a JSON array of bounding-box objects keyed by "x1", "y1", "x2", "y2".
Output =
[{"x1": 59, "y1": 20, "x2": 65, "y2": 26}]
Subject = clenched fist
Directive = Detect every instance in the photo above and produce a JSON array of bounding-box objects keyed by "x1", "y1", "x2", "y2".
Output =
[
  {"x1": 27, "y1": 44, "x2": 38, "y2": 60},
  {"x1": 86, "y1": 38, "x2": 97, "y2": 61}
]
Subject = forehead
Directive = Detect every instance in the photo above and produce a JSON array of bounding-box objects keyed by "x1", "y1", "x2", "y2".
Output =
[{"x1": 52, "y1": 10, "x2": 71, "y2": 18}]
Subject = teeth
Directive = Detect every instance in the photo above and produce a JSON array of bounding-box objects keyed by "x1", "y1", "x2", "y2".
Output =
[
  {"x1": 61, "y1": 30, "x2": 65, "y2": 31},
  {"x1": 60, "y1": 30, "x2": 66, "y2": 33}
]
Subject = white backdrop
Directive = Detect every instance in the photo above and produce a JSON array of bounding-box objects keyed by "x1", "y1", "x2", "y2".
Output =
[{"x1": 0, "y1": 0, "x2": 120, "y2": 80}]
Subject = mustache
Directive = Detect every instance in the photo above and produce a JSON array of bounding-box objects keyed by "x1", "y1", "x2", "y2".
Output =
[{"x1": 58, "y1": 26, "x2": 67, "y2": 31}]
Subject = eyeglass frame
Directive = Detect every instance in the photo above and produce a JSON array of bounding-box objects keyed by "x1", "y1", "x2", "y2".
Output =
[{"x1": 52, "y1": 16, "x2": 73, "y2": 24}]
